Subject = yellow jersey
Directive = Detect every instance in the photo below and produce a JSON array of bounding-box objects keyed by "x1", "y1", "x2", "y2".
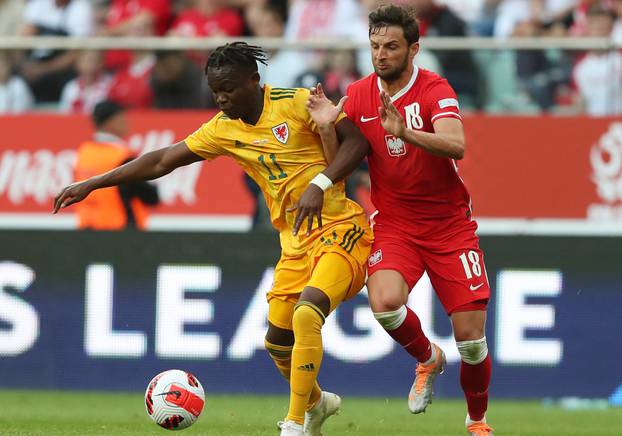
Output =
[{"x1": 185, "y1": 85, "x2": 367, "y2": 256}]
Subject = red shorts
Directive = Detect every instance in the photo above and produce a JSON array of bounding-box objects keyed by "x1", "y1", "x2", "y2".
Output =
[{"x1": 367, "y1": 222, "x2": 490, "y2": 314}]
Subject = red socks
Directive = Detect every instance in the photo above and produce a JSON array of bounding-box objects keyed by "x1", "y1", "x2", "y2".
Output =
[
  {"x1": 460, "y1": 354, "x2": 491, "y2": 421},
  {"x1": 384, "y1": 307, "x2": 432, "y2": 363}
]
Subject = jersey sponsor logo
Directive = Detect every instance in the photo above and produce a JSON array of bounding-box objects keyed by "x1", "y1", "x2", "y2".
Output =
[
  {"x1": 272, "y1": 122, "x2": 289, "y2": 144},
  {"x1": 368, "y1": 249, "x2": 383, "y2": 267},
  {"x1": 438, "y1": 98, "x2": 459, "y2": 109},
  {"x1": 470, "y1": 283, "x2": 485, "y2": 291},
  {"x1": 252, "y1": 139, "x2": 268, "y2": 145},
  {"x1": 360, "y1": 115, "x2": 379, "y2": 123},
  {"x1": 385, "y1": 135, "x2": 407, "y2": 157}
]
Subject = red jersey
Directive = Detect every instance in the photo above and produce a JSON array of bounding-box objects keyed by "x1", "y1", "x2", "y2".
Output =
[
  {"x1": 107, "y1": 56, "x2": 155, "y2": 108},
  {"x1": 344, "y1": 66, "x2": 473, "y2": 238},
  {"x1": 105, "y1": 0, "x2": 171, "y2": 70},
  {"x1": 107, "y1": 0, "x2": 171, "y2": 35},
  {"x1": 171, "y1": 8, "x2": 243, "y2": 37}
]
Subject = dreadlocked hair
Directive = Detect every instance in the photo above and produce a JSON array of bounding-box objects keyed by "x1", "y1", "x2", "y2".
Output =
[{"x1": 205, "y1": 42, "x2": 268, "y2": 75}]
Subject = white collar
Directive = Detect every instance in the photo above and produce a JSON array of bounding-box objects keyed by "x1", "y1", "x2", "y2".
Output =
[
  {"x1": 94, "y1": 131, "x2": 125, "y2": 145},
  {"x1": 377, "y1": 65, "x2": 419, "y2": 102},
  {"x1": 129, "y1": 54, "x2": 156, "y2": 77}
]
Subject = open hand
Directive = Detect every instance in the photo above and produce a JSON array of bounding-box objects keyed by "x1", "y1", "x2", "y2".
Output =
[
  {"x1": 306, "y1": 83, "x2": 348, "y2": 127},
  {"x1": 379, "y1": 90, "x2": 405, "y2": 138},
  {"x1": 288, "y1": 184, "x2": 324, "y2": 236},
  {"x1": 53, "y1": 180, "x2": 94, "y2": 213}
]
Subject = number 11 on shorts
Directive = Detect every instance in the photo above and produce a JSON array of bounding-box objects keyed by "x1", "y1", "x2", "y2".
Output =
[{"x1": 459, "y1": 250, "x2": 482, "y2": 279}]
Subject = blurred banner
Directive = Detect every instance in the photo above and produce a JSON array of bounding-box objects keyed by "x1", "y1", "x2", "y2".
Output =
[
  {"x1": 0, "y1": 231, "x2": 619, "y2": 398},
  {"x1": 1, "y1": 113, "x2": 621, "y2": 233},
  {"x1": 0, "y1": 111, "x2": 253, "y2": 231}
]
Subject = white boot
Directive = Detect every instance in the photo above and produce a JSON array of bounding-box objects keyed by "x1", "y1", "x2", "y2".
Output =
[
  {"x1": 304, "y1": 391, "x2": 341, "y2": 436},
  {"x1": 278, "y1": 420, "x2": 304, "y2": 436}
]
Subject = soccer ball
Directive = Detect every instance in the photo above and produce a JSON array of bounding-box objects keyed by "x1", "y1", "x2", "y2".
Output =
[{"x1": 144, "y1": 369, "x2": 205, "y2": 430}]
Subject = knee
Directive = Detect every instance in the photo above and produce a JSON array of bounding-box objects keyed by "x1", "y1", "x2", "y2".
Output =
[
  {"x1": 265, "y1": 323, "x2": 294, "y2": 348},
  {"x1": 453, "y1": 324, "x2": 485, "y2": 342},
  {"x1": 373, "y1": 305, "x2": 407, "y2": 331},
  {"x1": 292, "y1": 303, "x2": 325, "y2": 334},
  {"x1": 264, "y1": 338, "x2": 292, "y2": 360},
  {"x1": 368, "y1": 284, "x2": 407, "y2": 312},
  {"x1": 456, "y1": 336, "x2": 488, "y2": 365}
]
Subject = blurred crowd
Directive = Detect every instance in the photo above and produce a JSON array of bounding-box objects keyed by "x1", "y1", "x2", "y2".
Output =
[{"x1": 0, "y1": 0, "x2": 621, "y2": 116}]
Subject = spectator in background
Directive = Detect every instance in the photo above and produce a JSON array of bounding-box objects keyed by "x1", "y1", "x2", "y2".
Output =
[
  {"x1": 322, "y1": 50, "x2": 360, "y2": 100},
  {"x1": 247, "y1": 3, "x2": 308, "y2": 87},
  {"x1": 412, "y1": 0, "x2": 481, "y2": 107},
  {"x1": 107, "y1": 18, "x2": 156, "y2": 108},
  {"x1": 0, "y1": 51, "x2": 34, "y2": 114},
  {"x1": 151, "y1": 51, "x2": 205, "y2": 108},
  {"x1": 539, "y1": 0, "x2": 579, "y2": 30},
  {"x1": 105, "y1": 0, "x2": 171, "y2": 36},
  {"x1": 438, "y1": 0, "x2": 489, "y2": 33},
  {"x1": 19, "y1": 0, "x2": 94, "y2": 103},
  {"x1": 569, "y1": 0, "x2": 606, "y2": 35},
  {"x1": 169, "y1": 0, "x2": 243, "y2": 37},
  {"x1": 511, "y1": 9, "x2": 574, "y2": 111},
  {"x1": 0, "y1": 0, "x2": 25, "y2": 37},
  {"x1": 74, "y1": 100, "x2": 159, "y2": 230},
  {"x1": 284, "y1": 0, "x2": 372, "y2": 75},
  {"x1": 102, "y1": 0, "x2": 171, "y2": 71},
  {"x1": 169, "y1": 0, "x2": 244, "y2": 71},
  {"x1": 572, "y1": 3, "x2": 622, "y2": 115},
  {"x1": 285, "y1": 0, "x2": 366, "y2": 40},
  {"x1": 59, "y1": 50, "x2": 112, "y2": 113},
  {"x1": 495, "y1": 0, "x2": 578, "y2": 38}
]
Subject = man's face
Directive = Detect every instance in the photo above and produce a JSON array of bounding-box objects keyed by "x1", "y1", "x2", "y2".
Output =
[
  {"x1": 207, "y1": 66, "x2": 259, "y2": 120},
  {"x1": 587, "y1": 14, "x2": 614, "y2": 38},
  {"x1": 106, "y1": 112, "x2": 129, "y2": 138},
  {"x1": 370, "y1": 25, "x2": 418, "y2": 82}
]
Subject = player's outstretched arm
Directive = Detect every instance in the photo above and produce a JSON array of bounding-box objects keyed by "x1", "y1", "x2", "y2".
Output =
[
  {"x1": 292, "y1": 118, "x2": 370, "y2": 236},
  {"x1": 322, "y1": 118, "x2": 370, "y2": 182},
  {"x1": 53, "y1": 142, "x2": 202, "y2": 213},
  {"x1": 306, "y1": 83, "x2": 347, "y2": 163},
  {"x1": 379, "y1": 90, "x2": 465, "y2": 159}
]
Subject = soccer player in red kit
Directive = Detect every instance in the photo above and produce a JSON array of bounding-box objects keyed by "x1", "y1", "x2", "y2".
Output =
[{"x1": 294, "y1": 4, "x2": 493, "y2": 435}]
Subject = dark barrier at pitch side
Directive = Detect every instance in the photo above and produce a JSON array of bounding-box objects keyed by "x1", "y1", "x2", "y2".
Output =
[{"x1": 0, "y1": 231, "x2": 620, "y2": 399}]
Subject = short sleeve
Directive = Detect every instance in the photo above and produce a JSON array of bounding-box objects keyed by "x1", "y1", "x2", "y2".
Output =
[
  {"x1": 67, "y1": 0, "x2": 94, "y2": 36},
  {"x1": 140, "y1": 0, "x2": 171, "y2": 22},
  {"x1": 293, "y1": 88, "x2": 346, "y2": 133},
  {"x1": 425, "y1": 79, "x2": 462, "y2": 124},
  {"x1": 23, "y1": 1, "x2": 40, "y2": 25},
  {"x1": 184, "y1": 118, "x2": 225, "y2": 161}
]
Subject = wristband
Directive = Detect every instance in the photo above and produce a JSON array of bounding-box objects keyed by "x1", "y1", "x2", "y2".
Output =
[{"x1": 310, "y1": 173, "x2": 333, "y2": 191}]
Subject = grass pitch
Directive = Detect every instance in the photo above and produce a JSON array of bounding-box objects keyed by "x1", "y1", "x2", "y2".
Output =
[{"x1": 0, "y1": 390, "x2": 620, "y2": 435}]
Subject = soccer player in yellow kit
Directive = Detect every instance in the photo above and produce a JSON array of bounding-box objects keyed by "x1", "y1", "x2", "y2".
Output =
[{"x1": 53, "y1": 43, "x2": 372, "y2": 436}]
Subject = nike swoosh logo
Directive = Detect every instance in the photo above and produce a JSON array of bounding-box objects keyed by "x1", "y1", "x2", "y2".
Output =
[
  {"x1": 470, "y1": 283, "x2": 485, "y2": 291},
  {"x1": 360, "y1": 115, "x2": 378, "y2": 123}
]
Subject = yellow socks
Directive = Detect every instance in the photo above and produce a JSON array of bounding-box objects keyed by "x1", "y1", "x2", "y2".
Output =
[
  {"x1": 286, "y1": 303, "x2": 325, "y2": 424},
  {"x1": 265, "y1": 339, "x2": 322, "y2": 413}
]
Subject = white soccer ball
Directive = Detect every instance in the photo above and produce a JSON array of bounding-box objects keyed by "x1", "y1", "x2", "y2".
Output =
[{"x1": 145, "y1": 369, "x2": 205, "y2": 430}]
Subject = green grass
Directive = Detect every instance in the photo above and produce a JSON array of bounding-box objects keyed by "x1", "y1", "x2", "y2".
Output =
[{"x1": 0, "y1": 390, "x2": 620, "y2": 435}]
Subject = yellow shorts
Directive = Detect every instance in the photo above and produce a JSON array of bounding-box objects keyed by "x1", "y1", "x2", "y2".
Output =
[{"x1": 267, "y1": 220, "x2": 372, "y2": 331}]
